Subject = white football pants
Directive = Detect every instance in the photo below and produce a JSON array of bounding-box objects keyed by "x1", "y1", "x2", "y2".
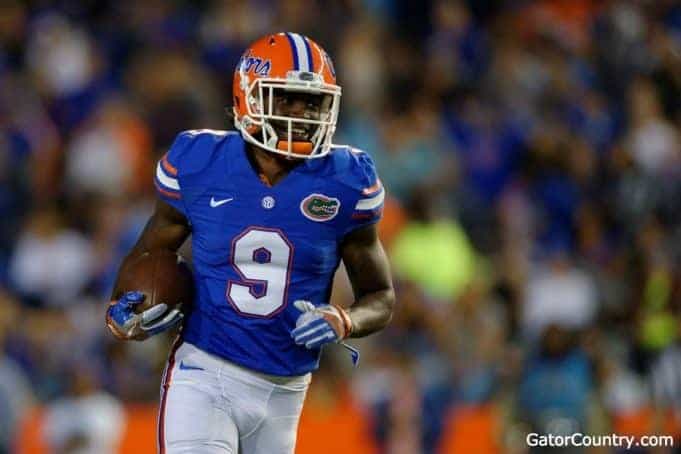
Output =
[{"x1": 158, "y1": 341, "x2": 311, "y2": 454}]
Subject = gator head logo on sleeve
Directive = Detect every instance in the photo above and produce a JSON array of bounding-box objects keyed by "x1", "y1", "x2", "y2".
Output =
[{"x1": 300, "y1": 194, "x2": 341, "y2": 222}]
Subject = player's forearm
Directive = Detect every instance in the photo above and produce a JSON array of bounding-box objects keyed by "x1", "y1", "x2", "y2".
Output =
[
  {"x1": 347, "y1": 287, "x2": 395, "y2": 338},
  {"x1": 110, "y1": 201, "x2": 190, "y2": 299},
  {"x1": 340, "y1": 224, "x2": 395, "y2": 337},
  {"x1": 110, "y1": 248, "x2": 147, "y2": 300}
]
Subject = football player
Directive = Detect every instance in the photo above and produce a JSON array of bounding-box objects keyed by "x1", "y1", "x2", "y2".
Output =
[{"x1": 106, "y1": 33, "x2": 394, "y2": 453}]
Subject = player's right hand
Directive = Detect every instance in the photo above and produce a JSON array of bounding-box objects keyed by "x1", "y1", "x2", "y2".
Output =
[{"x1": 106, "y1": 291, "x2": 183, "y2": 341}]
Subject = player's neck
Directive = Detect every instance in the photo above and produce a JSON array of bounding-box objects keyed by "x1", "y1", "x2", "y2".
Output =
[{"x1": 246, "y1": 145, "x2": 303, "y2": 187}]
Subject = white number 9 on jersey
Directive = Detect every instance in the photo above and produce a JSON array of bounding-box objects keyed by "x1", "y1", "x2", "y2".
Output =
[{"x1": 226, "y1": 227, "x2": 293, "y2": 317}]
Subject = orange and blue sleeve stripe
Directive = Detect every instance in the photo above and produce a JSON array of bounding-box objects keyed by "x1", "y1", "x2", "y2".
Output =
[
  {"x1": 351, "y1": 178, "x2": 384, "y2": 222},
  {"x1": 154, "y1": 153, "x2": 181, "y2": 200}
]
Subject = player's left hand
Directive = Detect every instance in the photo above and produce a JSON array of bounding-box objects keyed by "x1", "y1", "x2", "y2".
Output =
[{"x1": 291, "y1": 300, "x2": 353, "y2": 349}]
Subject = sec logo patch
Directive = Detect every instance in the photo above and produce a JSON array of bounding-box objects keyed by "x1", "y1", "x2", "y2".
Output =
[
  {"x1": 262, "y1": 196, "x2": 275, "y2": 209},
  {"x1": 300, "y1": 194, "x2": 341, "y2": 222}
]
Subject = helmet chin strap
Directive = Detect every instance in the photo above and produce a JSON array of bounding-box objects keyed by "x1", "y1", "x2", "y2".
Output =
[
  {"x1": 262, "y1": 120, "x2": 315, "y2": 156},
  {"x1": 238, "y1": 113, "x2": 329, "y2": 158},
  {"x1": 274, "y1": 120, "x2": 325, "y2": 156},
  {"x1": 276, "y1": 140, "x2": 313, "y2": 155}
]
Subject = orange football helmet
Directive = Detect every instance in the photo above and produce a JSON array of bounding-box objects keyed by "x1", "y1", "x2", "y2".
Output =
[{"x1": 232, "y1": 33, "x2": 341, "y2": 159}]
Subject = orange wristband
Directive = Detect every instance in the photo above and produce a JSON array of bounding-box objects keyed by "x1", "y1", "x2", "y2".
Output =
[{"x1": 331, "y1": 303, "x2": 353, "y2": 338}]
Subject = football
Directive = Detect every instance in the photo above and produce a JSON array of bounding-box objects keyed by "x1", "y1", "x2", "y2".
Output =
[{"x1": 116, "y1": 250, "x2": 194, "y2": 314}]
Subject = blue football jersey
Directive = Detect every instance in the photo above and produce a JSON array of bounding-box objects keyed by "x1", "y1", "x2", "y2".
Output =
[{"x1": 153, "y1": 130, "x2": 384, "y2": 376}]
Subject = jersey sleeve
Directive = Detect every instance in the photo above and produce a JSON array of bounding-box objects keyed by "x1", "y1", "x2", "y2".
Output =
[
  {"x1": 343, "y1": 150, "x2": 385, "y2": 236},
  {"x1": 153, "y1": 132, "x2": 193, "y2": 215}
]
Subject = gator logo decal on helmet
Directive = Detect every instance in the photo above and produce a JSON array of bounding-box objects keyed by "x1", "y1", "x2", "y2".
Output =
[
  {"x1": 300, "y1": 194, "x2": 341, "y2": 222},
  {"x1": 239, "y1": 51, "x2": 272, "y2": 76}
]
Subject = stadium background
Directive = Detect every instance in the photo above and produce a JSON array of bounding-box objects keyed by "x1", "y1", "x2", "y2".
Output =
[{"x1": 1, "y1": 0, "x2": 680, "y2": 452}]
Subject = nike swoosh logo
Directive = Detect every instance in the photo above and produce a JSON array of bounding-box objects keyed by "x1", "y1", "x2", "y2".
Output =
[
  {"x1": 179, "y1": 361, "x2": 204, "y2": 371},
  {"x1": 210, "y1": 197, "x2": 234, "y2": 208}
]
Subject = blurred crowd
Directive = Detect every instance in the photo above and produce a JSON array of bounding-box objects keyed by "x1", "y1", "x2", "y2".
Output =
[{"x1": 1, "y1": 0, "x2": 680, "y2": 453}]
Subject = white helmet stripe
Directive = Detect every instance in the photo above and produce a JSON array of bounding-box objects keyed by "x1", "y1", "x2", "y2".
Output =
[{"x1": 289, "y1": 33, "x2": 311, "y2": 72}]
